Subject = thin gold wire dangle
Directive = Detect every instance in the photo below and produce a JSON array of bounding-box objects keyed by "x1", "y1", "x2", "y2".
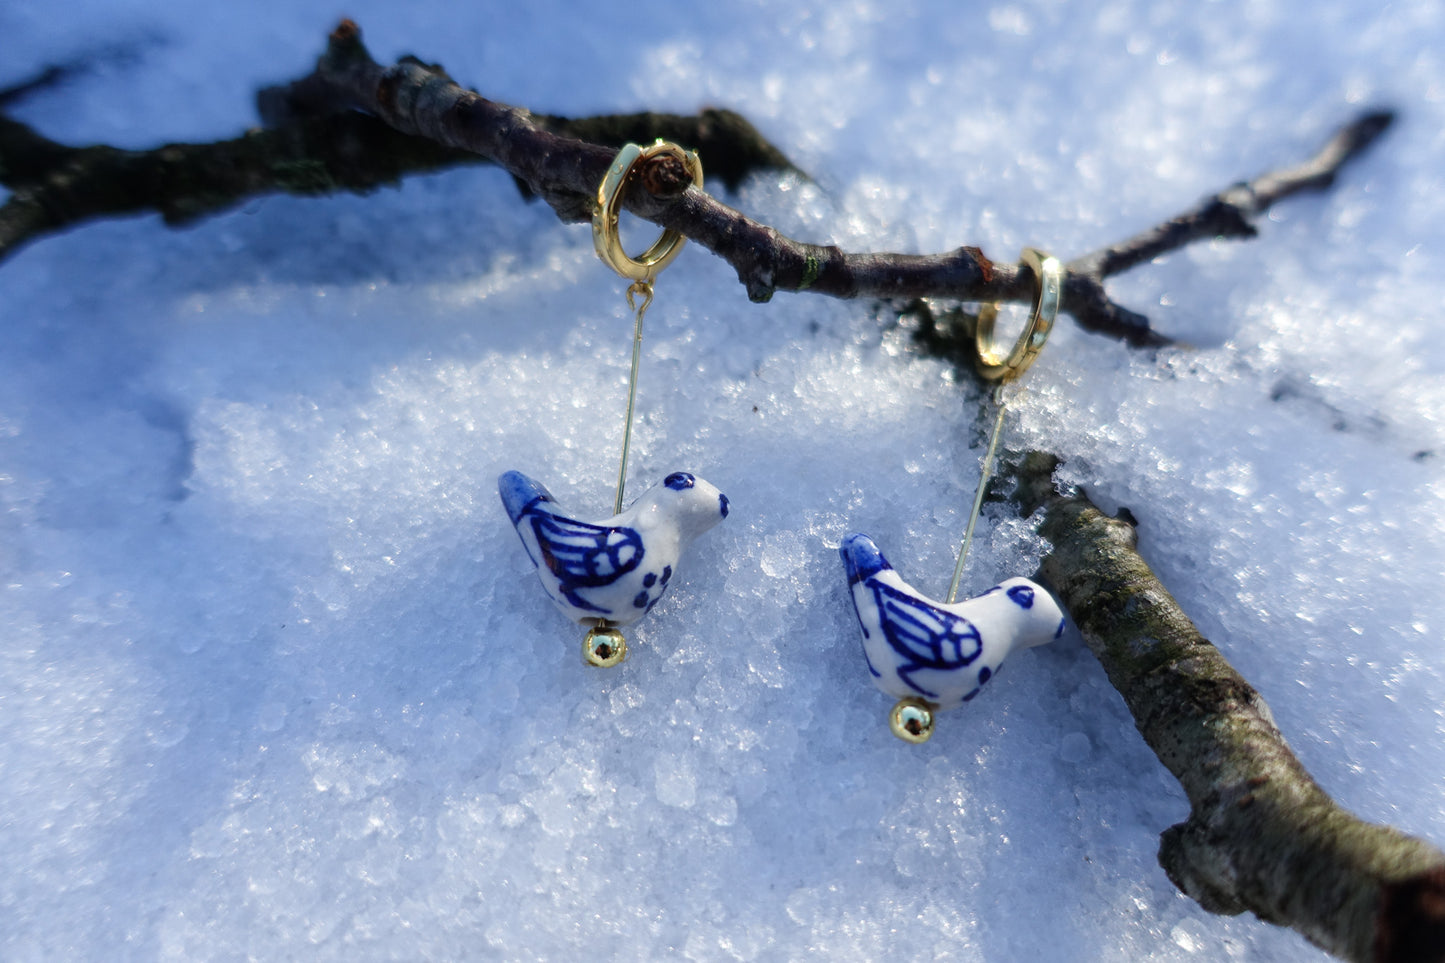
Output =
[
  {"x1": 614, "y1": 279, "x2": 654, "y2": 514},
  {"x1": 947, "y1": 383, "x2": 1011, "y2": 603},
  {"x1": 945, "y1": 247, "x2": 1063, "y2": 601},
  {"x1": 592, "y1": 141, "x2": 704, "y2": 514}
]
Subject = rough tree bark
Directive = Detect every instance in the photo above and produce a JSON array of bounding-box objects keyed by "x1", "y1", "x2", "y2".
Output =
[
  {"x1": 0, "y1": 99, "x2": 792, "y2": 266},
  {"x1": 1010, "y1": 454, "x2": 1445, "y2": 963},
  {"x1": 1, "y1": 21, "x2": 1437, "y2": 962}
]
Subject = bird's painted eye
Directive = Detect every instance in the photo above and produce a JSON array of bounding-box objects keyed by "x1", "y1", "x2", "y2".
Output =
[{"x1": 664, "y1": 472, "x2": 695, "y2": 490}]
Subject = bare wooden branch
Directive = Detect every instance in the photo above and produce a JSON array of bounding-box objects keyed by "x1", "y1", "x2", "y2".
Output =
[
  {"x1": 0, "y1": 38, "x2": 162, "y2": 110},
  {"x1": 265, "y1": 20, "x2": 1392, "y2": 345},
  {"x1": 0, "y1": 102, "x2": 789, "y2": 266},
  {"x1": 1, "y1": 19, "x2": 1392, "y2": 348},
  {"x1": 1012, "y1": 452, "x2": 1445, "y2": 963},
  {"x1": 0, "y1": 111, "x2": 475, "y2": 263},
  {"x1": 1062, "y1": 109, "x2": 1394, "y2": 343}
]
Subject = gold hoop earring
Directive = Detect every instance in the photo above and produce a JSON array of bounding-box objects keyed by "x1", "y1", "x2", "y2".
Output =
[
  {"x1": 591, "y1": 141, "x2": 703, "y2": 284},
  {"x1": 974, "y1": 247, "x2": 1063, "y2": 382}
]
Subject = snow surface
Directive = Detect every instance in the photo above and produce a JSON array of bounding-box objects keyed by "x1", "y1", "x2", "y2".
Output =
[{"x1": 3, "y1": 1, "x2": 1443, "y2": 960}]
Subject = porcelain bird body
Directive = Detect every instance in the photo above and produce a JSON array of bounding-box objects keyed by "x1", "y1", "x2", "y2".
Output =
[
  {"x1": 840, "y1": 532, "x2": 1065, "y2": 712},
  {"x1": 499, "y1": 470, "x2": 728, "y2": 626}
]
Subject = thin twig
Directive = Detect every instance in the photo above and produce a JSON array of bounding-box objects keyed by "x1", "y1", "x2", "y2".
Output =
[{"x1": 0, "y1": 37, "x2": 162, "y2": 110}]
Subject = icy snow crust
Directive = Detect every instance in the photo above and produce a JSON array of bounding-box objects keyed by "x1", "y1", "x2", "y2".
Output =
[{"x1": 2, "y1": 1, "x2": 1443, "y2": 960}]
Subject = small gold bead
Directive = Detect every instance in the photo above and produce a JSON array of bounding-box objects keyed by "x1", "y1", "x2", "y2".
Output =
[
  {"x1": 583, "y1": 624, "x2": 627, "y2": 668},
  {"x1": 889, "y1": 698, "x2": 936, "y2": 744}
]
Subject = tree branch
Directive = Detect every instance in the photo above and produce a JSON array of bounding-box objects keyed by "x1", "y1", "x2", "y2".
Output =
[
  {"x1": 263, "y1": 20, "x2": 1393, "y2": 344},
  {"x1": 1062, "y1": 109, "x2": 1395, "y2": 343},
  {"x1": 1012, "y1": 453, "x2": 1445, "y2": 963},
  {"x1": 0, "y1": 112, "x2": 473, "y2": 262},
  {"x1": 0, "y1": 101, "x2": 790, "y2": 267},
  {"x1": 1069, "y1": 110, "x2": 1394, "y2": 283},
  {"x1": 2, "y1": 20, "x2": 1393, "y2": 349}
]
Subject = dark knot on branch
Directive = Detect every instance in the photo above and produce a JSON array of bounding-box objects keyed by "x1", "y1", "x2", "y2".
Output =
[{"x1": 639, "y1": 147, "x2": 694, "y2": 197}]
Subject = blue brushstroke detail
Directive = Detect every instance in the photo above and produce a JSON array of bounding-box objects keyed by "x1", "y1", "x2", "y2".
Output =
[
  {"x1": 518, "y1": 501, "x2": 644, "y2": 616},
  {"x1": 839, "y1": 533, "x2": 892, "y2": 586},
  {"x1": 660, "y1": 565, "x2": 672, "y2": 585},
  {"x1": 841, "y1": 559, "x2": 886, "y2": 678},
  {"x1": 633, "y1": 591, "x2": 649, "y2": 608},
  {"x1": 1007, "y1": 585, "x2": 1035, "y2": 609},
  {"x1": 960, "y1": 687, "x2": 982, "y2": 702},
  {"x1": 643, "y1": 573, "x2": 657, "y2": 588},
  {"x1": 870, "y1": 579, "x2": 983, "y2": 699},
  {"x1": 719, "y1": 493, "x2": 730, "y2": 518},
  {"x1": 847, "y1": 598, "x2": 883, "y2": 677},
  {"x1": 978, "y1": 666, "x2": 992, "y2": 685},
  {"x1": 664, "y1": 472, "x2": 695, "y2": 490},
  {"x1": 1054, "y1": 618, "x2": 1066, "y2": 639}
]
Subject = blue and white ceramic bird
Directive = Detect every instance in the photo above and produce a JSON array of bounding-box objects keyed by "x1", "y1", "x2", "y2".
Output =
[
  {"x1": 499, "y1": 469, "x2": 729, "y2": 665},
  {"x1": 840, "y1": 532, "x2": 1066, "y2": 742}
]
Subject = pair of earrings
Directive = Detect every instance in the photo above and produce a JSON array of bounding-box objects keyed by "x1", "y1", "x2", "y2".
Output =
[{"x1": 499, "y1": 141, "x2": 1065, "y2": 743}]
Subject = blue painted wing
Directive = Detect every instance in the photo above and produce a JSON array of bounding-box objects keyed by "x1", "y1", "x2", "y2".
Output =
[
  {"x1": 869, "y1": 579, "x2": 983, "y2": 699},
  {"x1": 529, "y1": 512, "x2": 642, "y2": 587},
  {"x1": 499, "y1": 470, "x2": 646, "y2": 615}
]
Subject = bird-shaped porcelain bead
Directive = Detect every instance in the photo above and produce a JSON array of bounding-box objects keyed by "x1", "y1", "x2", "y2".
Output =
[
  {"x1": 499, "y1": 470, "x2": 728, "y2": 662},
  {"x1": 839, "y1": 532, "x2": 1066, "y2": 742}
]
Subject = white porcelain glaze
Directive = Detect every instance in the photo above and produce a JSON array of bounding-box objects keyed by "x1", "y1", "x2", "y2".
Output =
[
  {"x1": 500, "y1": 470, "x2": 728, "y2": 626},
  {"x1": 840, "y1": 532, "x2": 1065, "y2": 711}
]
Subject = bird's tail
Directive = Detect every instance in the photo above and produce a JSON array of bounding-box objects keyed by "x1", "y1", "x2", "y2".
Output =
[
  {"x1": 498, "y1": 470, "x2": 555, "y2": 525},
  {"x1": 840, "y1": 532, "x2": 893, "y2": 586}
]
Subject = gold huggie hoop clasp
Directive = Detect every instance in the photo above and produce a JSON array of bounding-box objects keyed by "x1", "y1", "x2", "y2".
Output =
[
  {"x1": 592, "y1": 141, "x2": 704, "y2": 283},
  {"x1": 975, "y1": 247, "x2": 1063, "y2": 382}
]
